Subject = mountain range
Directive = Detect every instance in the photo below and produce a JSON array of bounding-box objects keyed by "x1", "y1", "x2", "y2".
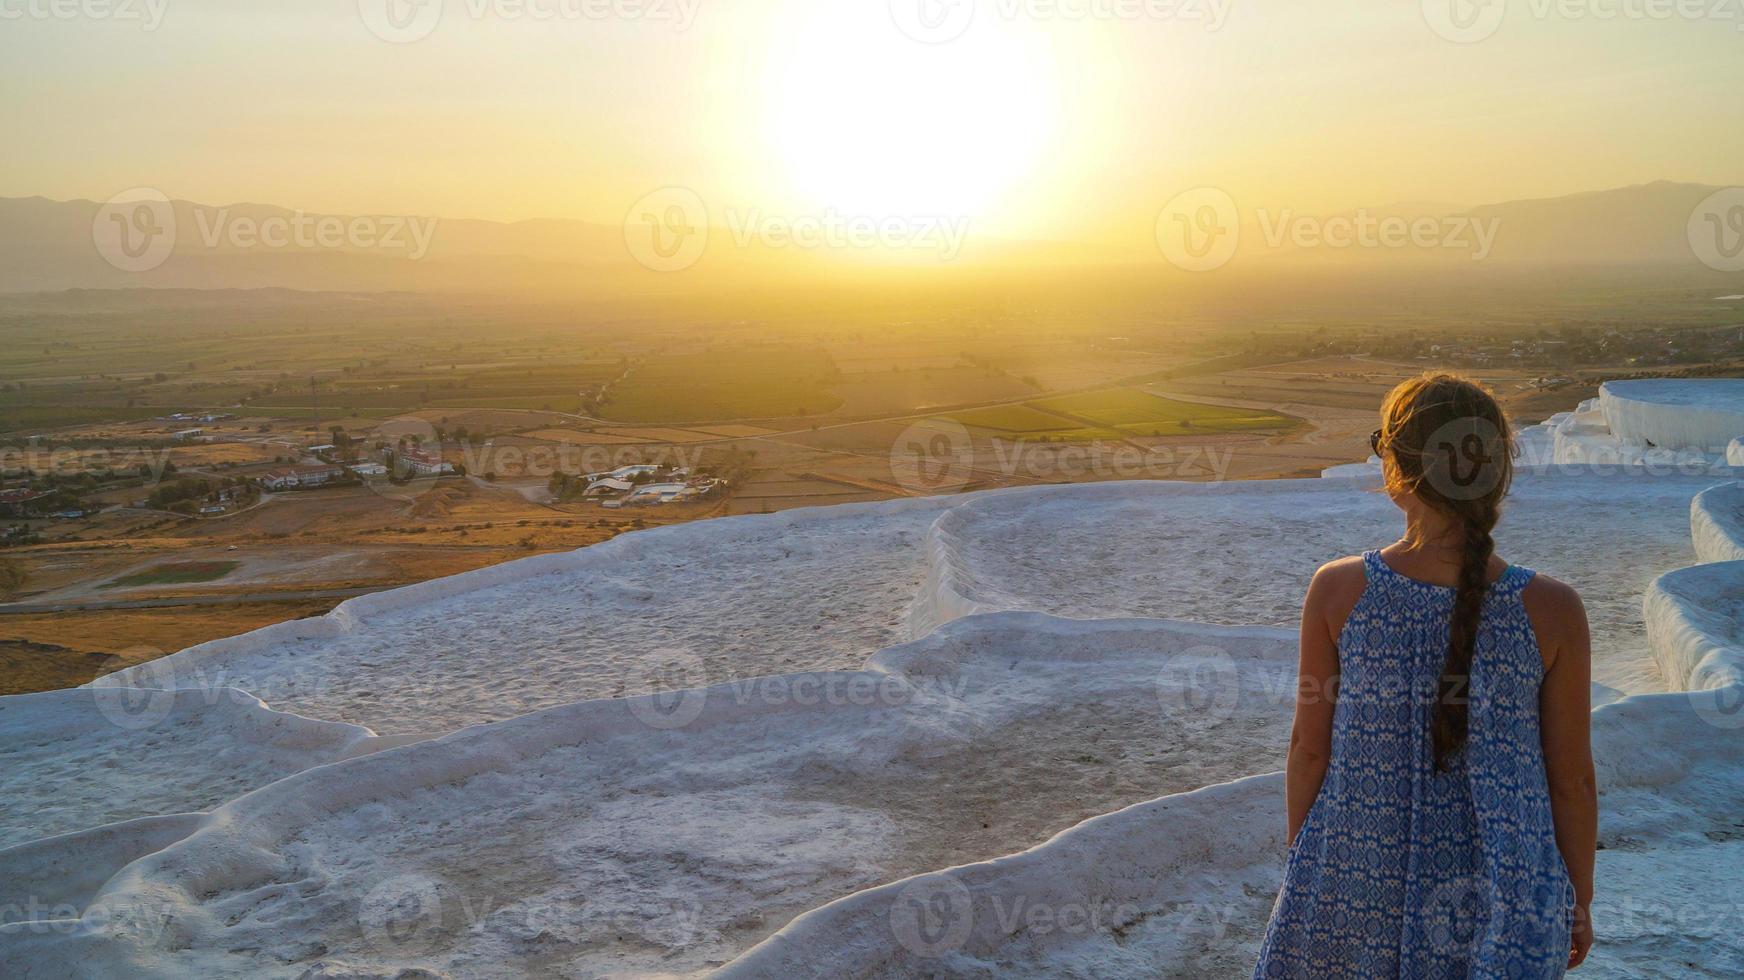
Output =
[{"x1": 0, "y1": 181, "x2": 1735, "y2": 296}]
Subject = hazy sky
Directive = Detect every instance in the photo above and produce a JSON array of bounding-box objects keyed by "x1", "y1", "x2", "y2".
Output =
[{"x1": 4, "y1": 0, "x2": 1741, "y2": 244}]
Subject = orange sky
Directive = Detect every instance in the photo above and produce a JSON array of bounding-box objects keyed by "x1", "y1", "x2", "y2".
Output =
[{"x1": 3, "y1": 0, "x2": 1741, "y2": 247}]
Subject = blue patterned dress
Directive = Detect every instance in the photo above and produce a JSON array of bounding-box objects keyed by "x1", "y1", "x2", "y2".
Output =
[{"x1": 1254, "y1": 551, "x2": 1574, "y2": 979}]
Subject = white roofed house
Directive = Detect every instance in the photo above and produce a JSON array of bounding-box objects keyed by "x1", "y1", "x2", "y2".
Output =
[
  {"x1": 585, "y1": 464, "x2": 661, "y2": 483},
  {"x1": 627, "y1": 482, "x2": 689, "y2": 505},
  {"x1": 259, "y1": 465, "x2": 347, "y2": 492},
  {"x1": 584, "y1": 477, "x2": 636, "y2": 497},
  {"x1": 398, "y1": 446, "x2": 455, "y2": 477}
]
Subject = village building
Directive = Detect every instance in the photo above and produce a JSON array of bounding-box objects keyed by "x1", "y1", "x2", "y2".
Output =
[
  {"x1": 584, "y1": 477, "x2": 637, "y2": 497},
  {"x1": 259, "y1": 465, "x2": 347, "y2": 492},
  {"x1": 397, "y1": 447, "x2": 455, "y2": 477},
  {"x1": 0, "y1": 488, "x2": 51, "y2": 517}
]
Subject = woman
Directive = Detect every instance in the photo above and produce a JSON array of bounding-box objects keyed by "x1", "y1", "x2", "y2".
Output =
[{"x1": 1254, "y1": 373, "x2": 1598, "y2": 978}]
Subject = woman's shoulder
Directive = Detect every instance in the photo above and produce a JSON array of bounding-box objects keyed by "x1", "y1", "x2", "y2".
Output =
[
  {"x1": 1521, "y1": 572, "x2": 1588, "y2": 628},
  {"x1": 1310, "y1": 554, "x2": 1370, "y2": 592},
  {"x1": 1521, "y1": 572, "x2": 1591, "y2": 670},
  {"x1": 1305, "y1": 555, "x2": 1370, "y2": 632}
]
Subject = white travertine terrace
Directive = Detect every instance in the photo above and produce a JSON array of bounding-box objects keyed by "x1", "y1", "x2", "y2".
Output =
[
  {"x1": 2, "y1": 381, "x2": 1742, "y2": 978},
  {"x1": 1693, "y1": 482, "x2": 1744, "y2": 564},
  {"x1": 1599, "y1": 378, "x2": 1744, "y2": 453}
]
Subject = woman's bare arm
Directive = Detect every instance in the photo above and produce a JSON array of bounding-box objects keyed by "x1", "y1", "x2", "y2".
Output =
[
  {"x1": 1531, "y1": 576, "x2": 1598, "y2": 969},
  {"x1": 1286, "y1": 560, "x2": 1355, "y2": 845}
]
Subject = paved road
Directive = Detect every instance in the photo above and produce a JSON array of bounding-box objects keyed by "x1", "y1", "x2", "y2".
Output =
[{"x1": 0, "y1": 586, "x2": 386, "y2": 616}]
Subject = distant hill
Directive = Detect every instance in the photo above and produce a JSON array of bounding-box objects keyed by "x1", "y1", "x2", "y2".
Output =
[
  {"x1": 0, "y1": 181, "x2": 1736, "y2": 294},
  {"x1": 1471, "y1": 181, "x2": 1728, "y2": 265},
  {"x1": 1239, "y1": 181, "x2": 1734, "y2": 268}
]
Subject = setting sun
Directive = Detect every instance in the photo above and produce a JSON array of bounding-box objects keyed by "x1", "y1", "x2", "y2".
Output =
[{"x1": 760, "y1": 5, "x2": 1060, "y2": 220}]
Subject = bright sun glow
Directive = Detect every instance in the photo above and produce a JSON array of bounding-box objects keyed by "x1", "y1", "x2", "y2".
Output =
[{"x1": 763, "y1": 6, "x2": 1059, "y2": 221}]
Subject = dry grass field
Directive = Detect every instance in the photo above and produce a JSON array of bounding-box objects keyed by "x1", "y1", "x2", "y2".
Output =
[{"x1": 6, "y1": 288, "x2": 1734, "y2": 696}]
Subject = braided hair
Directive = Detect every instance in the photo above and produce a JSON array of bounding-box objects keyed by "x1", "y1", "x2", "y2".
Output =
[{"x1": 1376, "y1": 373, "x2": 1515, "y2": 771}]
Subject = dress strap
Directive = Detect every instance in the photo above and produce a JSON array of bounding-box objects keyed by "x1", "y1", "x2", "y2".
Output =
[{"x1": 1495, "y1": 564, "x2": 1537, "y2": 597}]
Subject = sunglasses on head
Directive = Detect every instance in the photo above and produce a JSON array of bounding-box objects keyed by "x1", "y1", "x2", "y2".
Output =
[{"x1": 1370, "y1": 429, "x2": 1384, "y2": 457}]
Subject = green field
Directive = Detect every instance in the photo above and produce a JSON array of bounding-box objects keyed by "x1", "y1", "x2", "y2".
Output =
[
  {"x1": 948, "y1": 404, "x2": 1076, "y2": 433},
  {"x1": 1033, "y1": 389, "x2": 1293, "y2": 436},
  {"x1": 597, "y1": 348, "x2": 843, "y2": 424},
  {"x1": 101, "y1": 560, "x2": 240, "y2": 589}
]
